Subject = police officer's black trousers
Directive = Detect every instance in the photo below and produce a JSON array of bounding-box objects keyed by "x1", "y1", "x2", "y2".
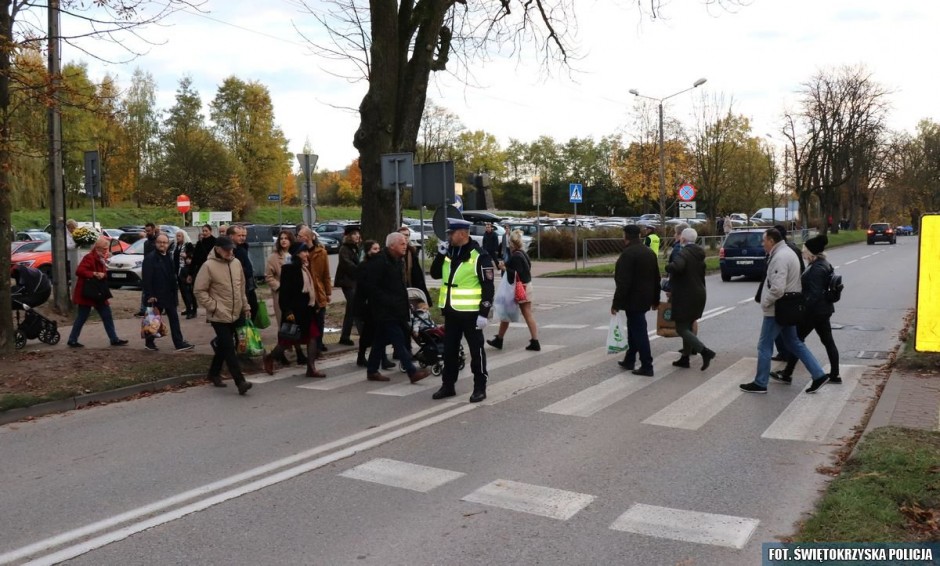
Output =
[{"x1": 442, "y1": 313, "x2": 487, "y2": 391}]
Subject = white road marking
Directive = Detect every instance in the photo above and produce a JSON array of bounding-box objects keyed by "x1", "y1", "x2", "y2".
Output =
[
  {"x1": 610, "y1": 503, "x2": 759, "y2": 549},
  {"x1": 861, "y1": 254, "x2": 871, "y2": 259},
  {"x1": 845, "y1": 259, "x2": 857, "y2": 265},
  {"x1": 461, "y1": 479, "x2": 595, "y2": 521},
  {"x1": 339, "y1": 458, "x2": 464, "y2": 492},
  {"x1": 540, "y1": 354, "x2": 676, "y2": 417},
  {"x1": 738, "y1": 297, "x2": 754, "y2": 304},
  {"x1": 643, "y1": 358, "x2": 754, "y2": 430},
  {"x1": 484, "y1": 347, "x2": 610, "y2": 405},
  {"x1": 701, "y1": 306, "x2": 724, "y2": 317},
  {"x1": 761, "y1": 365, "x2": 865, "y2": 442},
  {"x1": 297, "y1": 369, "x2": 367, "y2": 391},
  {"x1": 368, "y1": 345, "x2": 564, "y2": 397},
  {"x1": 542, "y1": 324, "x2": 589, "y2": 329},
  {"x1": 250, "y1": 356, "x2": 354, "y2": 384},
  {"x1": 699, "y1": 307, "x2": 735, "y2": 322}
]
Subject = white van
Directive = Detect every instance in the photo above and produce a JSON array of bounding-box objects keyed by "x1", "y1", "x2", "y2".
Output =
[{"x1": 750, "y1": 208, "x2": 798, "y2": 226}]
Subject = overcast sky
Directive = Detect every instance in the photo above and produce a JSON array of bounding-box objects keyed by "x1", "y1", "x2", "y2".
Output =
[{"x1": 65, "y1": 0, "x2": 939, "y2": 172}]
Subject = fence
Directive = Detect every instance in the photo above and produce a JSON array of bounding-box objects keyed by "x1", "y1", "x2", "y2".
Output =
[{"x1": 579, "y1": 235, "x2": 727, "y2": 269}]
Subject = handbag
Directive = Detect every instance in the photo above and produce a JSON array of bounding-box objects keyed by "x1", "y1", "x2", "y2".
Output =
[
  {"x1": 278, "y1": 320, "x2": 302, "y2": 342},
  {"x1": 253, "y1": 301, "x2": 271, "y2": 329},
  {"x1": 81, "y1": 277, "x2": 112, "y2": 302},
  {"x1": 774, "y1": 292, "x2": 805, "y2": 326}
]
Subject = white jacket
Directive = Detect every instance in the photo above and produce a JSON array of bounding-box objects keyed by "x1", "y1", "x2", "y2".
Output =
[{"x1": 760, "y1": 240, "x2": 802, "y2": 316}]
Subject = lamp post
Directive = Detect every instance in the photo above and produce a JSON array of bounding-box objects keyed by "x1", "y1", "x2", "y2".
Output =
[{"x1": 629, "y1": 78, "x2": 707, "y2": 235}]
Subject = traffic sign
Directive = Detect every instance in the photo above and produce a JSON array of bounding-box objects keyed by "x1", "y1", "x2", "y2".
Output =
[
  {"x1": 454, "y1": 194, "x2": 464, "y2": 212},
  {"x1": 678, "y1": 201, "x2": 697, "y2": 219},
  {"x1": 176, "y1": 194, "x2": 191, "y2": 214},
  {"x1": 569, "y1": 183, "x2": 583, "y2": 203},
  {"x1": 678, "y1": 183, "x2": 697, "y2": 202},
  {"x1": 267, "y1": 194, "x2": 280, "y2": 202}
]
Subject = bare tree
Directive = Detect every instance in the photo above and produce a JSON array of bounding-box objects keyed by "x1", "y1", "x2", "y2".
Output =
[{"x1": 690, "y1": 91, "x2": 738, "y2": 219}]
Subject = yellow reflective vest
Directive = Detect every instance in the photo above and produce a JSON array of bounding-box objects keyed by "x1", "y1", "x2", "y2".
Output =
[
  {"x1": 646, "y1": 233, "x2": 660, "y2": 256},
  {"x1": 439, "y1": 248, "x2": 483, "y2": 312}
]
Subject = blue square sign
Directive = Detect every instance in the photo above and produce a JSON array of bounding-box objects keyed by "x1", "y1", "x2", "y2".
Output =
[{"x1": 569, "y1": 183, "x2": 583, "y2": 203}]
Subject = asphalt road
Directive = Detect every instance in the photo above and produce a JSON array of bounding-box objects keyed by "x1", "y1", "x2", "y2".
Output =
[{"x1": 0, "y1": 237, "x2": 916, "y2": 565}]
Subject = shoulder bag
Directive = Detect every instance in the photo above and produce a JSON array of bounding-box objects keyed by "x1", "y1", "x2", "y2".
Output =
[
  {"x1": 82, "y1": 276, "x2": 113, "y2": 302},
  {"x1": 774, "y1": 292, "x2": 805, "y2": 326}
]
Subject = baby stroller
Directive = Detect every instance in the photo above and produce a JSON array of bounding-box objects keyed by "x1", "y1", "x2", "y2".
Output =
[
  {"x1": 406, "y1": 288, "x2": 464, "y2": 376},
  {"x1": 11, "y1": 265, "x2": 59, "y2": 349}
]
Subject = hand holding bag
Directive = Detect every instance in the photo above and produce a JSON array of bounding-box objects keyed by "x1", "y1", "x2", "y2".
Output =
[
  {"x1": 81, "y1": 276, "x2": 112, "y2": 302},
  {"x1": 278, "y1": 312, "x2": 303, "y2": 342},
  {"x1": 607, "y1": 311, "x2": 629, "y2": 355},
  {"x1": 774, "y1": 292, "x2": 805, "y2": 326},
  {"x1": 493, "y1": 276, "x2": 520, "y2": 322}
]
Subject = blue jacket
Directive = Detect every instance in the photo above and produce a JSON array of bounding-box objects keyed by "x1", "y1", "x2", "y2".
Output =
[{"x1": 142, "y1": 250, "x2": 179, "y2": 307}]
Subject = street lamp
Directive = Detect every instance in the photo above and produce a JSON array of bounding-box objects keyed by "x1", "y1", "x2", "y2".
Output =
[{"x1": 629, "y1": 78, "x2": 707, "y2": 234}]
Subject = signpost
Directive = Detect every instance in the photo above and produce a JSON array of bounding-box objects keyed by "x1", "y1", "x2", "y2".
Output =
[
  {"x1": 533, "y1": 176, "x2": 541, "y2": 259},
  {"x1": 570, "y1": 183, "x2": 583, "y2": 268},
  {"x1": 176, "y1": 194, "x2": 191, "y2": 226},
  {"x1": 296, "y1": 153, "x2": 319, "y2": 226},
  {"x1": 678, "y1": 201, "x2": 697, "y2": 219},
  {"x1": 381, "y1": 153, "x2": 415, "y2": 227},
  {"x1": 677, "y1": 183, "x2": 697, "y2": 201},
  {"x1": 84, "y1": 150, "x2": 100, "y2": 229},
  {"x1": 269, "y1": 185, "x2": 283, "y2": 226}
]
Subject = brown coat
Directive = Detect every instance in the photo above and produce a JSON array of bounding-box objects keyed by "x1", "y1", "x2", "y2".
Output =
[
  {"x1": 308, "y1": 245, "x2": 332, "y2": 307},
  {"x1": 265, "y1": 250, "x2": 288, "y2": 325}
]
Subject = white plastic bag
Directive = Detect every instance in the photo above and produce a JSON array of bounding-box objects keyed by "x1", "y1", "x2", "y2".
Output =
[
  {"x1": 493, "y1": 276, "x2": 521, "y2": 323},
  {"x1": 606, "y1": 311, "x2": 629, "y2": 355}
]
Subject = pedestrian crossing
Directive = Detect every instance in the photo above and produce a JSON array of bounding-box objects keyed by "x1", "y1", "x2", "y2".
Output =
[
  {"x1": 533, "y1": 290, "x2": 614, "y2": 312},
  {"x1": 337, "y1": 457, "x2": 760, "y2": 550}
]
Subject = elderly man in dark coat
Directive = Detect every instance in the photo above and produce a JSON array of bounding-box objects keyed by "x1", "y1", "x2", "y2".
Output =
[
  {"x1": 611, "y1": 224, "x2": 661, "y2": 376},
  {"x1": 142, "y1": 233, "x2": 194, "y2": 352},
  {"x1": 665, "y1": 227, "x2": 715, "y2": 370}
]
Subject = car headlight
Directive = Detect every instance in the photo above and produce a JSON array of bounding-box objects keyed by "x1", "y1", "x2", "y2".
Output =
[{"x1": 17, "y1": 260, "x2": 35, "y2": 267}]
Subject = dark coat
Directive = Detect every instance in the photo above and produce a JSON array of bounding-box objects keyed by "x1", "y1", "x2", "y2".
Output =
[
  {"x1": 334, "y1": 241, "x2": 360, "y2": 288},
  {"x1": 403, "y1": 245, "x2": 432, "y2": 307},
  {"x1": 278, "y1": 261, "x2": 313, "y2": 332},
  {"x1": 482, "y1": 230, "x2": 501, "y2": 259},
  {"x1": 504, "y1": 250, "x2": 531, "y2": 285},
  {"x1": 802, "y1": 258, "x2": 835, "y2": 316},
  {"x1": 612, "y1": 240, "x2": 660, "y2": 313},
  {"x1": 665, "y1": 243, "x2": 707, "y2": 322},
  {"x1": 71, "y1": 251, "x2": 110, "y2": 307},
  {"x1": 359, "y1": 250, "x2": 410, "y2": 324},
  {"x1": 352, "y1": 254, "x2": 379, "y2": 320},
  {"x1": 192, "y1": 235, "x2": 216, "y2": 275},
  {"x1": 142, "y1": 250, "x2": 179, "y2": 308},
  {"x1": 234, "y1": 244, "x2": 256, "y2": 291},
  {"x1": 173, "y1": 242, "x2": 195, "y2": 275}
]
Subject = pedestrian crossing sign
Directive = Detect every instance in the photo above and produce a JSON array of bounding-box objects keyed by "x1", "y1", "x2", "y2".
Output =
[{"x1": 569, "y1": 183, "x2": 583, "y2": 203}]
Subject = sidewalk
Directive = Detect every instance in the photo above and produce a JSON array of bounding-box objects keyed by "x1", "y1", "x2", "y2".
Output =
[{"x1": 866, "y1": 370, "x2": 940, "y2": 433}]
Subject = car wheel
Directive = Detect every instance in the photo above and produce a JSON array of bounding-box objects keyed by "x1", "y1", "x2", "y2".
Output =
[{"x1": 867, "y1": 240, "x2": 873, "y2": 245}]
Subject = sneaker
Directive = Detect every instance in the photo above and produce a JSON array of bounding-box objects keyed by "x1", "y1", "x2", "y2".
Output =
[
  {"x1": 739, "y1": 382, "x2": 768, "y2": 394},
  {"x1": 805, "y1": 374, "x2": 829, "y2": 394},
  {"x1": 111, "y1": 339, "x2": 129, "y2": 346},
  {"x1": 769, "y1": 370, "x2": 792, "y2": 384},
  {"x1": 617, "y1": 360, "x2": 635, "y2": 371},
  {"x1": 144, "y1": 343, "x2": 158, "y2": 352},
  {"x1": 338, "y1": 338, "x2": 355, "y2": 346},
  {"x1": 175, "y1": 343, "x2": 195, "y2": 352},
  {"x1": 827, "y1": 375, "x2": 842, "y2": 384}
]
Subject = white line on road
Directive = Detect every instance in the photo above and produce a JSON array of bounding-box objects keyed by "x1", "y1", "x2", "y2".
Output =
[
  {"x1": 738, "y1": 297, "x2": 754, "y2": 305},
  {"x1": 699, "y1": 307, "x2": 735, "y2": 322},
  {"x1": 845, "y1": 259, "x2": 857, "y2": 265},
  {"x1": 761, "y1": 365, "x2": 865, "y2": 442},
  {"x1": 462, "y1": 479, "x2": 595, "y2": 521},
  {"x1": 861, "y1": 254, "x2": 871, "y2": 259},
  {"x1": 250, "y1": 355, "x2": 355, "y2": 384},
  {"x1": 542, "y1": 324, "x2": 589, "y2": 329},
  {"x1": 484, "y1": 347, "x2": 609, "y2": 405},
  {"x1": 642, "y1": 358, "x2": 754, "y2": 430},
  {"x1": 338, "y1": 458, "x2": 465, "y2": 492},
  {"x1": 610, "y1": 503, "x2": 759, "y2": 549}
]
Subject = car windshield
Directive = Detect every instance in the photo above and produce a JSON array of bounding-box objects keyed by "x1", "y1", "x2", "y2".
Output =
[
  {"x1": 724, "y1": 232, "x2": 763, "y2": 249},
  {"x1": 871, "y1": 223, "x2": 889, "y2": 230},
  {"x1": 121, "y1": 238, "x2": 147, "y2": 255}
]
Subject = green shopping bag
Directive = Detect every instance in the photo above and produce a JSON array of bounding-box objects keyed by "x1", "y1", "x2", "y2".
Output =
[
  {"x1": 237, "y1": 320, "x2": 265, "y2": 357},
  {"x1": 253, "y1": 301, "x2": 271, "y2": 329}
]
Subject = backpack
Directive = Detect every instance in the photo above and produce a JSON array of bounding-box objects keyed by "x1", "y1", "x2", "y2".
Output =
[{"x1": 825, "y1": 269, "x2": 843, "y2": 303}]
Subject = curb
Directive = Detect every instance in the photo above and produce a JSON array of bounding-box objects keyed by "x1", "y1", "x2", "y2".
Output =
[{"x1": 863, "y1": 369, "x2": 903, "y2": 436}]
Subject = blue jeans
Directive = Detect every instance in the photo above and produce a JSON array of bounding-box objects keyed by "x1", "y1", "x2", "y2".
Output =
[
  {"x1": 624, "y1": 310, "x2": 652, "y2": 369},
  {"x1": 68, "y1": 304, "x2": 120, "y2": 344},
  {"x1": 755, "y1": 316, "x2": 825, "y2": 387}
]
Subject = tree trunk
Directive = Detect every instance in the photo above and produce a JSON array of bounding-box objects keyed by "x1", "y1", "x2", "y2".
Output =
[{"x1": 0, "y1": 0, "x2": 15, "y2": 354}]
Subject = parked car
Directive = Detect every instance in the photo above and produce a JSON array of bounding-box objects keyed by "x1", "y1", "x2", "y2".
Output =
[
  {"x1": 750, "y1": 207, "x2": 798, "y2": 226},
  {"x1": 10, "y1": 240, "x2": 43, "y2": 254},
  {"x1": 895, "y1": 225, "x2": 914, "y2": 236},
  {"x1": 15, "y1": 230, "x2": 51, "y2": 241},
  {"x1": 719, "y1": 228, "x2": 767, "y2": 281},
  {"x1": 10, "y1": 240, "x2": 54, "y2": 277},
  {"x1": 319, "y1": 235, "x2": 340, "y2": 254},
  {"x1": 117, "y1": 225, "x2": 146, "y2": 234},
  {"x1": 314, "y1": 222, "x2": 358, "y2": 242},
  {"x1": 867, "y1": 223, "x2": 896, "y2": 245},
  {"x1": 106, "y1": 238, "x2": 147, "y2": 288},
  {"x1": 101, "y1": 228, "x2": 125, "y2": 240}
]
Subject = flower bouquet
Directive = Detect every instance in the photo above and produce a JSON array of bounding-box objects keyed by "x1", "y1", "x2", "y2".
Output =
[{"x1": 72, "y1": 226, "x2": 99, "y2": 246}]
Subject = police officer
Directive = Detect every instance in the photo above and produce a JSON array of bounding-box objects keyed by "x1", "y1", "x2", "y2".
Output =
[
  {"x1": 643, "y1": 225, "x2": 660, "y2": 256},
  {"x1": 430, "y1": 218, "x2": 496, "y2": 403}
]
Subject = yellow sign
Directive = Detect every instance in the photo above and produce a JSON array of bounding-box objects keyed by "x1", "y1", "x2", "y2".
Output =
[{"x1": 916, "y1": 214, "x2": 940, "y2": 351}]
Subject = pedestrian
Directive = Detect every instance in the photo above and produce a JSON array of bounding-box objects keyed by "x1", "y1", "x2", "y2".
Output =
[
  {"x1": 723, "y1": 214, "x2": 733, "y2": 236},
  {"x1": 227, "y1": 225, "x2": 259, "y2": 318},
  {"x1": 353, "y1": 240, "x2": 395, "y2": 369},
  {"x1": 262, "y1": 242, "x2": 326, "y2": 378},
  {"x1": 191, "y1": 224, "x2": 216, "y2": 276},
  {"x1": 740, "y1": 228, "x2": 829, "y2": 394},
  {"x1": 611, "y1": 225, "x2": 660, "y2": 376},
  {"x1": 65, "y1": 219, "x2": 78, "y2": 250},
  {"x1": 771, "y1": 235, "x2": 841, "y2": 384},
  {"x1": 487, "y1": 229, "x2": 539, "y2": 351},
  {"x1": 193, "y1": 235, "x2": 253, "y2": 395},
  {"x1": 716, "y1": 215, "x2": 725, "y2": 236},
  {"x1": 141, "y1": 233, "x2": 194, "y2": 352},
  {"x1": 643, "y1": 225, "x2": 661, "y2": 256},
  {"x1": 769, "y1": 224, "x2": 805, "y2": 362},
  {"x1": 67, "y1": 236, "x2": 129, "y2": 348},
  {"x1": 397, "y1": 224, "x2": 433, "y2": 306},
  {"x1": 357, "y1": 232, "x2": 431, "y2": 384},
  {"x1": 665, "y1": 228, "x2": 715, "y2": 370},
  {"x1": 429, "y1": 218, "x2": 496, "y2": 403},
  {"x1": 172, "y1": 231, "x2": 196, "y2": 317},
  {"x1": 334, "y1": 225, "x2": 361, "y2": 346},
  {"x1": 668, "y1": 222, "x2": 689, "y2": 264},
  {"x1": 134, "y1": 222, "x2": 160, "y2": 317},
  {"x1": 265, "y1": 229, "x2": 304, "y2": 365},
  {"x1": 306, "y1": 228, "x2": 333, "y2": 354},
  {"x1": 482, "y1": 222, "x2": 501, "y2": 265},
  {"x1": 178, "y1": 254, "x2": 198, "y2": 320}
]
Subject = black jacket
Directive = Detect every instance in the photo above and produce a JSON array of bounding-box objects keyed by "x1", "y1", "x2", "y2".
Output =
[
  {"x1": 802, "y1": 258, "x2": 835, "y2": 316},
  {"x1": 504, "y1": 250, "x2": 531, "y2": 285},
  {"x1": 612, "y1": 240, "x2": 660, "y2": 313},
  {"x1": 403, "y1": 245, "x2": 432, "y2": 307},
  {"x1": 482, "y1": 230, "x2": 501, "y2": 259},
  {"x1": 234, "y1": 244, "x2": 256, "y2": 291},
  {"x1": 665, "y1": 244, "x2": 707, "y2": 322},
  {"x1": 193, "y1": 235, "x2": 216, "y2": 275},
  {"x1": 334, "y1": 241, "x2": 360, "y2": 288},
  {"x1": 359, "y1": 250, "x2": 410, "y2": 324},
  {"x1": 430, "y1": 239, "x2": 495, "y2": 318},
  {"x1": 142, "y1": 250, "x2": 179, "y2": 308},
  {"x1": 278, "y1": 261, "x2": 313, "y2": 331}
]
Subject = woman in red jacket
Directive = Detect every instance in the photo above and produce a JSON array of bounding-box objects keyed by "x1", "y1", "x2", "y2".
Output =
[{"x1": 67, "y1": 236, "x2": 129, "y2": 348}]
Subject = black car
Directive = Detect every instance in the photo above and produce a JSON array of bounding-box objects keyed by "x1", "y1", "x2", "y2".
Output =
[
  {"x1": 313, "y1": 222, "x2": 359, "y2": 242},
  {"x1": 719, "y1": 228, "x2": 767, "y2": 281},
  {"x1": 867, "y1": 223, "x2": 896, "y2": 245}
]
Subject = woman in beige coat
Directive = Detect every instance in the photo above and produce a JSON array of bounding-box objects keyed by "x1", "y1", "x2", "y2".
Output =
[{"x1": 265, "y1": 230, "x2": 304, "y2": 365}]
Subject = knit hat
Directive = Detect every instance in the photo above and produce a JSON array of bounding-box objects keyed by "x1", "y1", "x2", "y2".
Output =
[{"x1": 804, "y1": 234, "x2": 828, "y2": 255}]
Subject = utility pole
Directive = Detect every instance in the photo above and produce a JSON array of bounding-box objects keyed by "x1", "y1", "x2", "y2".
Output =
[{"x1": 47, "y1": 0, "x2": 69, "y2": 314}]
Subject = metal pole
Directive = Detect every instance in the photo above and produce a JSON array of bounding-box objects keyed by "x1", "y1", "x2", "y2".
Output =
[
  {"x1": 47, "y1": 0, "x2": 69, "y2": 313},
  {"x1": 278, "y1": 181, "x2": 283, "y2": 226},
  {"x1": 394, "y1": 158, "x2": 401, "y2": 228},
  {"x1": 304, "y1": 154, "x2": 312, "y2": 225},
  {"x1": 573, "y1": 202, "x2": 578, "y2": 270},
  {"x1": 536, "y1": 181, "x2": 541, "y2": 260},
  {"x1": 658, "y1": 101, "x2": 666, "y2": 237}
]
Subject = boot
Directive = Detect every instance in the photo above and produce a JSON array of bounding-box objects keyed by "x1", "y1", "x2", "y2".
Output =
[
  {"x1": 306, "y1": 341, "x2": 325, "y2": 377},
  {"x1": 207, "y1": 374, "x2": 227, "y2": 388},
  {"x1": 432, "y1": 385, "x2": 456, "y2": 400},
  {"x1": 263, "y1": 353, "x2": 275, "y2": 375},
  {"x1": 672, "y1": 355, "x2": 691, "y2": 368},
  {"x1": 382, "y1": 356, "x2": 396, "y2": 370},
  {"x1": 525, "y1": 339, "x2": 541, "y2": 351},
  {"x1": 357, "y1": 353, "x2": 368, "y2": 367},
  {"x1": 486, "y1": 336, "x2": 503, "y2": 349},
  {"x1": 235, "y1": 377, "x2": 252, "y2": 395},
  {"x1": 700, "y1": 348, "x2": 716, "y2": 371}
]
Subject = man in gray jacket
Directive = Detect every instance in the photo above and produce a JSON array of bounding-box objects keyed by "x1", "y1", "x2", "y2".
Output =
[{"x1": 740, "y1": 228, "x2": 828, "y2": 394}]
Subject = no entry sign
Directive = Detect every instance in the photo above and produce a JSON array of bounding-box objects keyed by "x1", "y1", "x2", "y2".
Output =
[{"x1": 177, "y1": 194, "x2": 191, "y2": 214}]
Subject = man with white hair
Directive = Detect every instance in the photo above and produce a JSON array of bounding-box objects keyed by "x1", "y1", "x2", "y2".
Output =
[{"x1": 665, "y1": 227, "x2": 715, "y2": 370}]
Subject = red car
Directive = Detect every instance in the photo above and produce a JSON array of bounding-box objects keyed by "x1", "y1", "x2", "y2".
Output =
[{"x1": 10, "y1": 239, "x2": 128, "y2": 278}]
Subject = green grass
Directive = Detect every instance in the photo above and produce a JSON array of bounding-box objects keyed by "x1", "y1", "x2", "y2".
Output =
[
  {"x1": 797, "y1": 427, "x2": 940, "y2": 542},
  {"x1": 0, "y1": 392, "x2": 72, "y2": 412}
]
